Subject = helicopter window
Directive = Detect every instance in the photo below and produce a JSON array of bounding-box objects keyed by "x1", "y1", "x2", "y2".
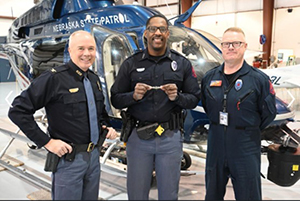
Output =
[
  {"x1": 93, "y1": 26, "x2": 133, "y2": 117},
  {"x1": 102, "y1": 35, "x2": 132, "y2": 117},
  {"x1": 168, "y1": 26, "x2": 223, "y2": 85},
  {"x1": 126, "y1": 32, "x2": 139, "y2": 49}
]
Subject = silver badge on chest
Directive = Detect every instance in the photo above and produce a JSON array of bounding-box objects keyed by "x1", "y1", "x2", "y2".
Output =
[
  {"x1": 171, "y1": 61, "x2": 177, "y2": 71},
  {"x1": 235, "y1": 79, "x2": 243, "y2": 91}
]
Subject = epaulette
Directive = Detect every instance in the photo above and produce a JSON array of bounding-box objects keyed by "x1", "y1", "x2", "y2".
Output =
[
  {"x1": 128, "y1": 50, "x2": 143, "y2": 59},
  {"x1": 170, "y1": 49, "x2": 182, "y2": 56},
  {"x1": 170, "y1": 49, "x2": 190, "y2": 61},
  {"x1": 50, "y1": 65, "x2": 68, "y2": 73}
]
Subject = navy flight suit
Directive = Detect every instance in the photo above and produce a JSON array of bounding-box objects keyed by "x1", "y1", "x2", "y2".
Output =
[{"x1": 201, "y1": 61, "x2": 276, "y2": 200}]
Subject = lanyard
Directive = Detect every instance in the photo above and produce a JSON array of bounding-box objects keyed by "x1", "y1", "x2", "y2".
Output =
[{"x1": 223, "y1": 75, "x2": 240, "y2": 112}]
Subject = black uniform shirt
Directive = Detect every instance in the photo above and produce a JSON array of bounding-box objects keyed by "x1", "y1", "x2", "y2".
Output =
[
  {"x1": 110, "y1": 48, "x2": 201, "y2": 123},
  {"x1": 8, "y1": 60, "x2": 110, "y2": 148}
]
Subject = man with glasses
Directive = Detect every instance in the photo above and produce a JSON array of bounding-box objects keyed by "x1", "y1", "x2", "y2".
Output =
[
  {"x1": 200, "y1": 27, "x2": 276, "y2": 200},
  {"x1": 110, "y1": 14, "x2": 201, "y2": 200}
]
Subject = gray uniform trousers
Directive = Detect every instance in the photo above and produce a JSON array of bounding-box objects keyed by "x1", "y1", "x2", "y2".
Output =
[
  {"x1": 52, "y1": 148, "x2": 100, "y2": 200},
  {"x1": 126, "y1": 128, "x2": 183, "y2": 200}
]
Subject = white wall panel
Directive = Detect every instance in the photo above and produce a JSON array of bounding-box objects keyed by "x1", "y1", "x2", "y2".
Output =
[
  {"x1": 0, "y1": 0, "x2": 34, "y2": 17},
  {"x1": 192, "y1": 13, "x2": 236, "y2": 39},
  {"x1": 272, "y1": 7, "x2": 300, "y2": 60},
  {"x1": 275, "y1": 0, "x2": 300, "y2": 8},
  {"x1": 0, "y1": 0, "x2": 35, "y2": 37},
  {"x1": 236, "y1": 0, "x2": 262, "y2": 11},
  {"x1": 192, "y1": 0, "x2": 300, "y2": 65},
  {"x1": 0, "y1": 20, "x2": 14, "y2": 36},
  {"x1": 192, "y1": 10, "x2": 263, "y2": 63},
  {"x1": 236, "y1": 11, "x2": 263, "y2": 52},
  {"x1": 146, "y1": 0, "x2": 178, "y2": 7},
  {"x1": 152, "y1": 5, "x2": 179, "y2": 18},
  {"x1": 194, "y1": 0, "x2": 262, "y2": 16}
]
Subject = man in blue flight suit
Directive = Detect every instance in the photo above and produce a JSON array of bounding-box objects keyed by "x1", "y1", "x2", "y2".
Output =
[
  {"x1": 110, "y1": 15, "x2": 201, "y2": 200},
  {"x1": 201, "y1": 27, "x2": 276, "y2": 200},
  {"x1": 8, "y1": 30, "x2": 117, "y2": 200}
]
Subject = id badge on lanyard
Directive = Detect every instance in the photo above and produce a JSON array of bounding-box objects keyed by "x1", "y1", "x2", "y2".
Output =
[{"x1": 219, "y1": 111, "x2": 228, "y2": 126}]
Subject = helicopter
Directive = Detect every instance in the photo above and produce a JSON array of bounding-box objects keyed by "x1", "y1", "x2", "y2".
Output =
[{"x1": 0, "y1": 0, "x2": 299, "y2": 184}]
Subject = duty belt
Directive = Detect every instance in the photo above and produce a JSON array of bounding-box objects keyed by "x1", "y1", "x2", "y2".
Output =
[
  {"x1": 74, "y1": 142, "x2": 99, "y2": 153},
  {"x1": 136, "y1": 121, "x2": 170, "y2": 130}
]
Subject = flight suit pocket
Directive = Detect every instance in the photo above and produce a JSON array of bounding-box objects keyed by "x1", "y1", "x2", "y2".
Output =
[
  {"x1": 204, "y1": 87, "x2": 218, "y2": 120},
  {"x1": 63, "y1": 93, "x2": 86, "y2": 117}
]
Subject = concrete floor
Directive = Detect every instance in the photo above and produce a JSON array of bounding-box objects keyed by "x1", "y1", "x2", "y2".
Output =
[{"x1": 1, "y1": 82, "x2": 300, "y2": 200}]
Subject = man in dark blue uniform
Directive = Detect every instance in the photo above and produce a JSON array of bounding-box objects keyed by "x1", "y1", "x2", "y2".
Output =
[
  {"x1": 110, "y1": 15, "x2": 201, "y2": 200},
  {"x1": 201, "y1": 27, "x2": 276, "y2": 200},
  {"x1": 8, "y1": 30, "x2": 117, "y2": 200}
]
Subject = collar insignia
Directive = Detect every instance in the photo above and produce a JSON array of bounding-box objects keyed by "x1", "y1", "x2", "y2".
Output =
[
  {"x1": 76, "y1": 70, "x2": 82, "y2": 76},
  {"x1": 97, "y1": 81, "x2": 102, "y2": 91}
]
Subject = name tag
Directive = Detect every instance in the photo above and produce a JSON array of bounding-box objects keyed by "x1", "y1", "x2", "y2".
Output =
[
  {"x1": 69, "y1": 88, "x2": 79, "y2": 93},
  {"x1": 219, "y1": 111, "x2": 228, "y2": 126}
]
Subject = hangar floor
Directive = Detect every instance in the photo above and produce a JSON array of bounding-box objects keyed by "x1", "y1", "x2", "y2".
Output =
[{"x1": 0, "y1": 82, "x2": 300, "y2": 200}]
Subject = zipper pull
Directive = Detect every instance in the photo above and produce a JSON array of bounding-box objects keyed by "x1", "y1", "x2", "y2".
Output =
[{"x1": 237, "y1": 100, "x2": 241, "y2": 110}]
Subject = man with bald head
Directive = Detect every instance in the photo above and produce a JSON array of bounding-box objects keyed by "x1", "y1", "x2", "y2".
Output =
[
  {"x1": 8, "y1": 30, "x2": 117, "y2": 200},
  {"x1": 201, "y1": 27, "x2": 276, "y2": 200}
]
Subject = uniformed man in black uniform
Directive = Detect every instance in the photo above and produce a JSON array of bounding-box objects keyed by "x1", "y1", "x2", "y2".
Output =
[
  {"x1": 8, "y1": 30, "x2": 117, "y2": 200},
  {"x1": 110, "y1": 15, "x2": 201, "y2": 200},
  {"x1": 201, "y1": 27, "x2": 277, "y2": 200}
]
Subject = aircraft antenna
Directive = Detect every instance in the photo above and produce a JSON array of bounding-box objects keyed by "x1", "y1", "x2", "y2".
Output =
[
  {"x1": 11, "y1": 7, "x2": 13, "y2": 18},
  {"x1": 164, "y1": 0, "x2": 174, "y2": 18}
]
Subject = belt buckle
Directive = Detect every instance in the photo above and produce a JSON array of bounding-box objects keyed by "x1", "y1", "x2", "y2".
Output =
[{"x1": 87, "y1": 142, "x2": 95, "y2": 152}]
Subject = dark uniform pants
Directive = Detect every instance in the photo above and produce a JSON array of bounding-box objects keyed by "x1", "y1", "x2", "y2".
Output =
[
  {"x1": 52, "y1": 148, "x2": 100, "y2": 200},
  {"x1": 205, "y1": 156, "x2": 261, "y2": 200},
  {"x1": 126, "y1": 128, "x2": 183, "y2": 200}
]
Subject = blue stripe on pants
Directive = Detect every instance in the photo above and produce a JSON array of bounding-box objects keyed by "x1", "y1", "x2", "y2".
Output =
[
  {"x1": 52, "y1": 148, "x2": 100, "y2": 200},
  {"x1": 126, "y1": 128, "x2": 183, "y2": 200}
]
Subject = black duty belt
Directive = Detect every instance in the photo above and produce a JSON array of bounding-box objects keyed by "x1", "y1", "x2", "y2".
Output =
[
  {"x1": 74, "y1": 142, "x2": 99, "y2": 153},
  {"x1": 64, "y1": 142, "x2": 100, "y2": 162},
  {"x1": 136, "y1": 121, "x2": 170, "y2": 130}
]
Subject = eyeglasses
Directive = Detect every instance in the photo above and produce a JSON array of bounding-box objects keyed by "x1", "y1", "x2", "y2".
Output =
[
  {"x1": 221, "y1": 41, "x2": 244, "y2": 48},
  {"x1": 147, "y1": 26, "x2": 168, "y2": 33}
]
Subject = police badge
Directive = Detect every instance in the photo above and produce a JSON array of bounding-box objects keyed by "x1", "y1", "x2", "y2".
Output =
[
  {"x1": 235, "y1": 79, "x2": 243, "y2": 91},
  {"x1": 171, "y1": 61, "x2": 177, "y2": 71}
]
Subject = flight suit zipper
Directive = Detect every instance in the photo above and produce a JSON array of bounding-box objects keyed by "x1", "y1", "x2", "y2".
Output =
[{"x1": 236, "y1": 90, "x2": 254, "y2": 110}]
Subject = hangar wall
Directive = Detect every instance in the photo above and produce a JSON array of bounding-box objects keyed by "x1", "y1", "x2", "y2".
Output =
[
  {"x1": 191, "y1": 0, "x2": 300, "y2": 65},
  {"x1": 0, "y1": 0, "x2": 35, "y2": 36}
]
